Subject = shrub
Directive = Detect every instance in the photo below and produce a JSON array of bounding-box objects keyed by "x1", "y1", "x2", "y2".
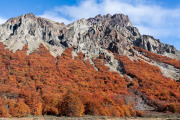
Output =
[
  {"x1": 0, "y1": 106, "x2": 10, "y2": 117},
  {"x1": 136, "y1": 110, "x2": 144, "y2": 117},
  {"x1": 169, "y1": 103, "x2": 180, "y2": 113},
  {"x1": 110, "y1": 106, "x2": 121, "y2": 117},
  {"x1": 43, "y1": 106, "x2": 59, "y2": 115},
  {"x1": 122, "y1": 105, "x2": 131, "y2": 117},
  {"x1": 61, "y1": 91, "x2": 84, "y2": 117},
  {"x1": 84, "y1": 100, "x2": 106, "y2": 116},
  {"x1": 10, "y1": 102, "x2": 30, "y2": 117}
]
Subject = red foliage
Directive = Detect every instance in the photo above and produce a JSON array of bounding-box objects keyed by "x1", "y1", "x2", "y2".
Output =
[
  {"x1": 135, "y1": 110, "x2": 144, "y2": 117},
  {"x1": 9, "y1": 101, "x2": 30, "y2": 117},
  {"x1": 0, "y1": 42, "x2": 134, "y2": 117},
  {"x1": 168, "y1": 103, "x2": 180, "y2": 113},
  {"x1": 0, "y1": 42, "x2": 179, "y2": 117},
  {"x1": 134, "y1": 47, "x2": 180, "y2": 69},
  {"x1": 115, "y1": 53, "x2": 180, "y2": 112},
  {"x1": 61, "y1": 90, "x2": 84, "y2": 117}
]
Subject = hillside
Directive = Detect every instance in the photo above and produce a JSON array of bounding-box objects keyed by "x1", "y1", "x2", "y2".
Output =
[{"x1": 0, "y1": 13, "x2": 179, "y2": 118}]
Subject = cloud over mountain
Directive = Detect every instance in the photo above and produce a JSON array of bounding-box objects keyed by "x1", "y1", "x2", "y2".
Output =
[
  {"x1": 0, "y1": 16, "x2": 6, "y2": 24},
  {"x1": 40, "y1": 0, "x2": 180, "y2": 50}
]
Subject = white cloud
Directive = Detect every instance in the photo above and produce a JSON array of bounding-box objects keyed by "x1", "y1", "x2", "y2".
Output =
[
  {"x1": 0, "y1": 17, "x2": 7, "y2": 24},
  {"x1": 39, "y1": 11, "x2": 71, "y2": 24},
  {"x1": 39, "y1": 0, "x2": 180, "y2": 50}
]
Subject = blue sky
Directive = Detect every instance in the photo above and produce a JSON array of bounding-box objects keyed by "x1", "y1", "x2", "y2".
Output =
[{"x1": 0, "y1": 0, "x2": 180, "y2": 50}]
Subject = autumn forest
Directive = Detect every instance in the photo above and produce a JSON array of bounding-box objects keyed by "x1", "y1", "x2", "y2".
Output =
[{"x1": 0, "y1": 42, "x2": 180, "y2": 117}]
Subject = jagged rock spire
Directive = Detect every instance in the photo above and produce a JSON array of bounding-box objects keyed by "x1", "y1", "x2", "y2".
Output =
[{"x1": 0, "y1": 13, "x2": 179, "y2": 58}]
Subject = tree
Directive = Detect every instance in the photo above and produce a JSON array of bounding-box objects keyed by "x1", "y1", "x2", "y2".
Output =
[
  {"x1": 61, "y1": 91, "x2": 84, "y2": 117},
  {"x1": 10, "y1": 102, "x2": 30, "y2": 117}
]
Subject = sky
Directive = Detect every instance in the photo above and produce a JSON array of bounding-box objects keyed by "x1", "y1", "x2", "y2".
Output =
[{"x1": 0, "y1": 0, "x2": 180, "y2": 50}]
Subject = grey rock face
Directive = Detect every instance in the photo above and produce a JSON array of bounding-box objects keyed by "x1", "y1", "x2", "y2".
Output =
[
  {"x1": 134, "y1": 35, "x2": 176, "y2": 54},
  {"x1": 0, "y1": 13, "x2": 66, "y2": 56},
  {"x1": 0, "y1": 13, "x2": 179, "y2": 81},
  {"x1": 0, "y1": 13, "x2": 178, "y2": 57},
  {"x1": 87, "y1": 14, "x2": 133, "y2": 27}
]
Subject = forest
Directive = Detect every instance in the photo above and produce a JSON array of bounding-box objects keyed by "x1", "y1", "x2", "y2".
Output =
[{"x1": 0, "y1": 43, "x2": 179, "y2": 117}]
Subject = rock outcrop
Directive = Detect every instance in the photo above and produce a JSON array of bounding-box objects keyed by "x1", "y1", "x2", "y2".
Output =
[
  {"x1": 0, "y1": 13, "x2": 66, "y2": 56},
  {"x1": 0, "y1": 13, "x2": 179, "y2": 80},
  {"x1": 0, "y1": 13, "x2": 179, "y2": 57}
]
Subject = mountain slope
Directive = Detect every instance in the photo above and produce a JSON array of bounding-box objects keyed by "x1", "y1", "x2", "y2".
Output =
[{"x1": 0, "y1": 13, "x2": 179, "y2": 117}]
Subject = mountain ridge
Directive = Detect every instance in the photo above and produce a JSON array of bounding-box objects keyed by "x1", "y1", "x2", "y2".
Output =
[
  {"x1": 0, "y1": 13, "x2": 179, "y2": 80},
  {"x1": 0, "y1": 13, "x2": 180, "y2": 118},
  {"x1": 0, "y1": 13, "x2": 179, "y2": 58}
]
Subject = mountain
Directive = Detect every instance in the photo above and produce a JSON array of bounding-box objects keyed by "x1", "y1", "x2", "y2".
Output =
[{"x1": 0, "y1": 13, "x2": 179, "y2": 118}]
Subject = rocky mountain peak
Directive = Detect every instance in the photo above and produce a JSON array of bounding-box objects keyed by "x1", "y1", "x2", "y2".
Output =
[
  {"x1": 88, "y1": 13, "x2": 132, "y2": 27},
  {"x1": 0, "y1": 13, "x2": 66, "y2": 56},
  {"x1": 24, "y1": 13, "x2": 36, "y2": 18},
  {"x1": 0, "y1": 13, "x2": 179, "y2": 60},
  {"x1": 6, "y1": 13, "x2": 36, "y2": 24},
  {"x1": 105, "y1": 13, "x2": 112, "y2": 18}
]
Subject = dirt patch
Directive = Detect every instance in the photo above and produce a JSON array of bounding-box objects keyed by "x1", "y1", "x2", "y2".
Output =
[{"x1": 0, "y1": 115, "x2": 180, "y2": 120}]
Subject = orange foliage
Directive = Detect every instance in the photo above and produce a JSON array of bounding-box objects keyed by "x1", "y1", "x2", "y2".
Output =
[
  {"x1": 115, "y1": 53, "x2": 180, "y2": 112},
  {"x1": 168, "y1": 103, "x2": 180, "y2": 113},
  {"x1": 61, "y1": 91, "x2": 84, "y2": 117},
  {"x1": 0, "y1": 42, "x2": 134, "y2": 117},
  {"x1": 134, "y1": 47, "x2": 180, "y2": 69},
  {"x1": 135, "y1": 110, "x2": 144, "y2": 117},
  {"x1": 9, "y1": 101, "x2": 30, "y2": 117},
  {"x1": 0, "y1": 41, "x2": 179, "y2": 117},
  {"x1": 0, "y1": 98, "x2": 11, "y2": 117}
]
